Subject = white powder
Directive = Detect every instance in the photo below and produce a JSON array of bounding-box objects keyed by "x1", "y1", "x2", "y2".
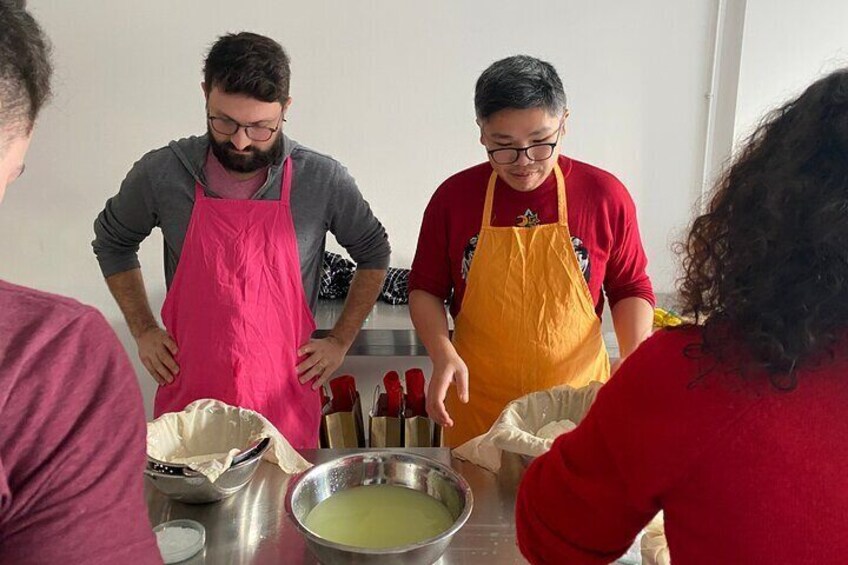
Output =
[{"x1": 156, "y1": 526, "x2": 202, "y2": 557}]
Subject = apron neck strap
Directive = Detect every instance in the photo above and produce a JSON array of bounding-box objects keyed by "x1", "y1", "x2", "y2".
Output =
[
  {"x1": 553, "y1": 162, "x2": 568, "y2": 226},
  {"x1": 280, "y1": 156, "x2": 293, "y2": 202},
  {"x1": 482, "y1": 171, "x2": 498, "y2": 228},
  {"x1": 483, "y1": 161, "x2": 568, "y2": 228}
]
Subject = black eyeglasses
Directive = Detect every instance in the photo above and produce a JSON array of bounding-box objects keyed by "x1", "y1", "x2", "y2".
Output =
[
  {"x1": 207, "y1": 114, "x2": 284, "y2": 142},
  {"x1": 485, "y1": 118, "x2": 564, "y2": 165}
]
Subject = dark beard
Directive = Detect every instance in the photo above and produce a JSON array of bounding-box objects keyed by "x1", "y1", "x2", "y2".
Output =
[{"x1": 208, "y1": 129, "x2": 283, "y2": 173}]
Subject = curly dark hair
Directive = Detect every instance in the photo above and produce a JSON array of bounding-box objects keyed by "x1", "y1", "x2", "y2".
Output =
[
  {"x1": 203, "y1": 32, "x2": 290, "y2": 103},
  {"x1": 0, "y1": 0, "x2": 53, "y2": 139},
  {"x1": 678, "y1": 67, "x2": 848, "y2": 381}
]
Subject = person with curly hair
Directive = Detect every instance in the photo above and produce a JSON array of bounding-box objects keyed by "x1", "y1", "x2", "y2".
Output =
[{"x1": 516, "y1": 67, "x2": 848, "y2": 564}]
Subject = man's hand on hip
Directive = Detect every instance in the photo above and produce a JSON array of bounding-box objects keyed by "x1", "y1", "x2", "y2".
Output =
[
  {"x1": 136, "y1": 327, "x2": 179, "y2": 385},
  {"x1": 297, "y1": 335, "x2": 348, "y2": 390}
]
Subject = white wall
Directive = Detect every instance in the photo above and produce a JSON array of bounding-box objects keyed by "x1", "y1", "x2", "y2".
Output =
[
  {"x1": 2, "y1": 1, "x2": 740, "y2": 416},
  {"x1": 700, "y1": 0, "x2": 747, "y2": 204},
  {"x1": 734, "y1": 0, "x2": 848, "y2": 142}
]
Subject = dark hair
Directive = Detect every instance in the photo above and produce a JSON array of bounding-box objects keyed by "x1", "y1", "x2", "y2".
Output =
[
  {"x1": 0, "y1": 0, "x2": 52, "y2": 138},
  {"x1": 203, "y1": 32, "x2": 290, "y2": 103},
  {"x1": 474, "y1": 55, "x2": 566, "y2": 120},
  {"x1": 677, "y1": 67, "x2": 848, "y2": 380}
]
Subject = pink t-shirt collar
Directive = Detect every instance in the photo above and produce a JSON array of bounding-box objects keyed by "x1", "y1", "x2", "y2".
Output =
[{"x1": 203, "y1": 148, "x2": 269, "y2": 200}]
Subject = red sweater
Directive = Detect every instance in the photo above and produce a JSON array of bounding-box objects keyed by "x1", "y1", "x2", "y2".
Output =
[
  {"x1": 410, "y1": 155, "x2": 654, "y2": 319},
  {"x1": 516, "y1": 327, "x2": 848, "y2": 564}
]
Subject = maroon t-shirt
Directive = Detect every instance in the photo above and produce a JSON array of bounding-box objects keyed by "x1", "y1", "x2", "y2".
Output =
[
  {"x1": 0, "y1": 281, "x2": 161, "y2": 564},
  {"x1": 410, "y1": 155, "x2": 655, "y2": 319}
]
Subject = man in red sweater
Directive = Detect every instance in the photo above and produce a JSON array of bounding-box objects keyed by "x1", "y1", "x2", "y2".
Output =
[
  {"x1": 0, "y1": 3, "x2": 160, "y2": 563},
  {"x1": 410, "y1": 55, "x2": 654, "y2": 445},
  {"x1": 516, "y1": 67, "x2": 848, "y2": 564}
]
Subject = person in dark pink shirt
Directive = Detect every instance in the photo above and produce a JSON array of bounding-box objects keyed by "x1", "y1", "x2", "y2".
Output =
[
  {"x1": 0, "y1": 3, "x2": 160, "y2": 563},
  {"x1": 517, "y1": 67, "x2": 848, "y2": 564}
]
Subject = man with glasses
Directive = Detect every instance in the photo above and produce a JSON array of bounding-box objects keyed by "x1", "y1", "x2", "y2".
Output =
[
  {"x1": 93, "y1": 32, "x2": 390, "y2": 448},
  {"x1": 410, "y1": 55, "x2": 654, "y2": 446}
]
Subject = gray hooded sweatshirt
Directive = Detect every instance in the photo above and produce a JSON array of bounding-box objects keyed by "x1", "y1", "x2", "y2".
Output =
[{"x1": 92, "y1": 134, "x2": 390, "y2": 311}]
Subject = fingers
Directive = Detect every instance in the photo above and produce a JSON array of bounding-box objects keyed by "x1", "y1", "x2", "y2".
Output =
[
  {"x1": 150, "y1": 354, "x2": 175, "y2": 384},
  {"x1": 298, "y1": 354, "x2": 327, "y2": 384},
  {"x1": 310, "y1": 366, "x2": 333, "y2": 390},
  {"x1": 141, "y1": 357, "x2": 168, "y2": 386},
  {"x1": 137, "y1": 329, "x2": 179, "y2": 386},
  {"x1": 296, "y1": 352, "x2": 322, "y2": 375},
  {"x1": 300, "y1": 361, "x2": 336, "y2": 389},
  {"x1": 158, "y1": 348, "x2": 179, "y2": 378},
  {"x1": 163, "y1": 334, "x2": 179, "y2": 356},
  {"x1": 143, "y1": 353, "x2": 173, "y2": 385},
  {"x1": 427, "y1": 370, "x2": 454, "y2": 428},
  {"x1": 310, "y1": 356, "x2": 342, "y2": 390},
  {"x1": 297, "y1": 341, "x2": 315, "y2": 358},
  {"x1": 455, "y1": 365, "x2": 470, "y2": 404},
  {"x1": 426, "y1": 360, "x2": 471, "y2": 427},
  {"x1": 297, "y1": 338, "x2": 345, "y2": 386}
]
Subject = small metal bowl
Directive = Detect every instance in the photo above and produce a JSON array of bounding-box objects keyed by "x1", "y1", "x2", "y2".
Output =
[
  {"x1": 145, "y1": 437, "x2": 270, "y2": 504},
  {"x1": 285, "y1": 451, "x2": 473, "y2": 565}
]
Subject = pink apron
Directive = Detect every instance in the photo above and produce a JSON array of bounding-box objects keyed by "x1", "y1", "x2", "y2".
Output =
[{"x1": 154, "y1": 158, "x2": 319, "y2": 448}]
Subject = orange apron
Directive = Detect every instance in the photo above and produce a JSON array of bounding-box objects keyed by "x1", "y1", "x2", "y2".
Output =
[{"x1": 445, "y1": 163, "x2": 610, "y2": 446}]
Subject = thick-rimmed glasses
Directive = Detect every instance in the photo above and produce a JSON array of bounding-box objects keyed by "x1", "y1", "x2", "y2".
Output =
[
  {"x1": 207, "y1": 114, "x2": 284, "y2": 142},
  {"x1": 486, "y1": 118, "x2": 564, "y2": 165}
]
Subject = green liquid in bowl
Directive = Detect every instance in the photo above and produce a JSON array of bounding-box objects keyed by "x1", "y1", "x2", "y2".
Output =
[{"x1": 304, "y1": 485, "x2": 455, "y2": 549}]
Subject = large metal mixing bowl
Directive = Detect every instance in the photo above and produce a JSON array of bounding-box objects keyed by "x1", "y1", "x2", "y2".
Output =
[
  {"x1": 145, "y1": 437, "x2": 271, "y2": 504},
  {"x1": 285, "y1": 451, "x2": 473, "y2": 564}
]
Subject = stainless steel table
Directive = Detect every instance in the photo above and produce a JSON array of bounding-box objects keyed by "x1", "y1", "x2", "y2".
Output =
[
  {"x1": 146, "y1": 448, "x2": 528, "y2": 564},
  {"x1": 310, "y1": 300, "x2": 633, "y2": 358}
]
